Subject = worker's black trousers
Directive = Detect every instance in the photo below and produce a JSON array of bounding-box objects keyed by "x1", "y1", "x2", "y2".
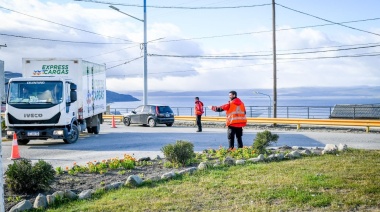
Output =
[
  {"x1": 227, "y1": 126, "x2": 243, "y2": 149},
  {"x1": 196, "y1": 115, "x2": 202, "y2": 132}
]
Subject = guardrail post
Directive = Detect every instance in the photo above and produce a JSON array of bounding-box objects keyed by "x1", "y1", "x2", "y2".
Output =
[
  {"x1": 297, "y1": 124, "x2": 300, "y2": 130},
  {"x1": 366, "y1": 126, "x2": 370, "y2": 133},
  {"x1": 287, "y1": 107, "x2": 289, "y2": 118}
]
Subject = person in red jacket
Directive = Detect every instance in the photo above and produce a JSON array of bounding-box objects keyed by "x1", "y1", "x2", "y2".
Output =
[
  {"x1": 195, "y1": 97, "x2": 204, "y2": 132},
  {"x1": 209, "y1": 91, "x2": 247, "y2": 149}
]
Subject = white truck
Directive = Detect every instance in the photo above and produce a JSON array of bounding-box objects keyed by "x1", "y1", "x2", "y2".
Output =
[{"x1": 5, "y1": 58, "x2": 106, "y2": 144}]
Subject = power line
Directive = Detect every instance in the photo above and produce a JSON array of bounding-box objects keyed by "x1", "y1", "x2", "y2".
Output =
[
  {"x1": 0, "y1": 5, "x2": 135, "y2": 43},
  {"x1": 74, "y1": 0, "x2": 271, "y2": 9},
  {"x1": 106, "y1": 52, "x2": 380, "y2": 78},
  {"x1": 106, "y1": 56, "x2": 143, "y2": 70},
  {"x1": 85, "y1": 44, "x2": 141, "y2": 59},
  {"x1": 276, "y1": 3, "x2": 380, "y2": 37},
  {"x1": 0, "y1": 33, "x2": 132, "y2": 44},
  {"x1": 148, "y1": 44, "x2": 380, "y2": 59},
  {"x1": 109, "y1": 51, "x2": 380, "y2": 77},
  {"x1": 154, "y1": 17, "x2": 380, "y2": 43}
]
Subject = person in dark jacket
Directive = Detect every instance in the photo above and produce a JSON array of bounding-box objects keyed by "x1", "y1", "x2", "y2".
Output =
[
  {"x1": 209, "y1": 91, "x2": 247, "y2": 149},
  {"x1": 195, "y1": 97, "x2": 204, "y2": 132}
]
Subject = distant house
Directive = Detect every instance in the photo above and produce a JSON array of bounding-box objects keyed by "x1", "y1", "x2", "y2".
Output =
[{"x1": 330, "y1": 104, "x2": 380, "y2": 119}]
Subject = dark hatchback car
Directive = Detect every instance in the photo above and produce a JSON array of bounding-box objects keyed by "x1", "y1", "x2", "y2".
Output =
[{"x1": 123, "y1": 105, "x2": 175, "y2": 127}]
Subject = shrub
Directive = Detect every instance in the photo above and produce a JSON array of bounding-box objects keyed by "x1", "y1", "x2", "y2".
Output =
[
  {"x1": 161, "y1": 140, "x2": 195, "y2": 166},
  {"x1": 5, "y1": 159, "x2": 55, "y2": 194},
  {"x1": 252, "y1": 130, "x2": 279, "y2": 154},
  {"x1": 1, "y1": 120, "x2": 6, "y2": 131}
]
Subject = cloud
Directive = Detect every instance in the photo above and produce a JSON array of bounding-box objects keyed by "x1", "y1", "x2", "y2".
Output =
[{"x1": 1, "y1": 0, "x2": 380, "y2": 92}]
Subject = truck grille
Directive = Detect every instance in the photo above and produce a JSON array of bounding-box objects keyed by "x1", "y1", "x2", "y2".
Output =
[{"x1": 8, "y1": 112, "x2": 61, "y2": 124}]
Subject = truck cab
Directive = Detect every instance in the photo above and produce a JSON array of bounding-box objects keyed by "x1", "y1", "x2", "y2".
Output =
[{"x1": 5, "y1": 77, "x2": 79, "y2": 144}]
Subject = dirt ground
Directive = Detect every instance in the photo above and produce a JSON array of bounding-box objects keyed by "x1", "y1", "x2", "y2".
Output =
[{"x1": 4, "y1": 159, "x2": 197, "y2": 211}]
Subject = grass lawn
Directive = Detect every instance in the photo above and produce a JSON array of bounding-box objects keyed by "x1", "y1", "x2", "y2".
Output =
[{"x1": 47, "y1": 149, "x2": 380, "y2": 211}]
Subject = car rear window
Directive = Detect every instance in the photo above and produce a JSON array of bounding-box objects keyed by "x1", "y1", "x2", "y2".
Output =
[{"x1": 158, "y1": 106, "x2": 173, "y2": 113}]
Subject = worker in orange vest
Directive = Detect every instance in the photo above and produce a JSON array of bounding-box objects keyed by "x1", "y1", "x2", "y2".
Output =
[
  {"x1": 195, "y1": 97, "x2": 204, "y2": 132},
  {"x1": 209, "y1": 91, "x2": 247, "y2": 149}
]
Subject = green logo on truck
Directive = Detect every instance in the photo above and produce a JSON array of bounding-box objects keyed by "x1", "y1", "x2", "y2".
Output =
[{"x1": 32, "y1": 65, "x2": 69, "y2": 75}]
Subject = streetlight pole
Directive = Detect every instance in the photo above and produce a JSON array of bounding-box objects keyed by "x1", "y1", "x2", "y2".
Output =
[
  {"x1": 254, "y1": 91, "x2": 272, "y2": 118},
  {"x1": 110, "y1": 2, "x2": 148, "y2": 105},
  {"x1": 143, "y1": 0, "x2": 147, "y2": 105}
]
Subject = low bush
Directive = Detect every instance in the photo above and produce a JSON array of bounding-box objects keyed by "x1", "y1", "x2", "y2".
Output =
[
  {"x1": 161, "y1": 140, "x2": 195, "y2": 166},
  {"x1": 252, "y1": 130, "x2": 279, "y2": 154},
  {"x1": 5, "y1": 159, "x2": 55, "y2": 194}
]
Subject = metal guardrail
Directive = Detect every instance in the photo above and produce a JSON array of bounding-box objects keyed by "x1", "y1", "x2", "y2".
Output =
[
  {"x1": 109, "y1": 106, "x2": 334, "y2": 119},
  {"x1": 112, "y1": 105, "x2": 380, "y2": 119},
  {"x1": 104, "y1": 115, "x2": 380, "y2": 133}
]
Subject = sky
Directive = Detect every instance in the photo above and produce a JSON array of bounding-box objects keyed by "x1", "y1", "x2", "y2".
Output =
[{"x1": 0, "y1": 0, "x2": 380, "y2": 94}]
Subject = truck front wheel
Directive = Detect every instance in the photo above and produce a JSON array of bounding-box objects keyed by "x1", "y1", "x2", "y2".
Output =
[
  {"x1": 64, "y1": 125, "x2": 79, "y2": 144},
  {"x1": 17, "y1": 139, "x2": 30, "y2": 145}
]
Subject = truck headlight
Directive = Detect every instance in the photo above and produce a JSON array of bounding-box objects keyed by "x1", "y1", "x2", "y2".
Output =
[
  {"x1": 53, "y1": 130, "x2": 64, "y2": 136},
  {"x1": 7, "y1": 131, "x2": 15, "y2": 136}
]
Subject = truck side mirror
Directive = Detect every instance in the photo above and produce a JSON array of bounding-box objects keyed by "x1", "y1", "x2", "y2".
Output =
[
  {"x1": 70, "y1": 90, "x2": 77, "y2": 103},
  {"x1": 70, "y1": 83, "x2": 77, "y2": 90}
]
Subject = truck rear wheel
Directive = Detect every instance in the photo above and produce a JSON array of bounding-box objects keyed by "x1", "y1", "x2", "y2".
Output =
[
  {"x1": 87, "y1": 127, "x2": 93, "y2": 133},
  {"x1": 17, "y1": 139, "x2": 30, "y2": 145},
  {"x1": 64, "y1": 125, "x2": 79, "y2": 144},
  {"x1": 92, "y1": 122, "x2": 100, "y2": 134}
]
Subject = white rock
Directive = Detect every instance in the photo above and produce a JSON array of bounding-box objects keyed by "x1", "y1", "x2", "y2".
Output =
[
  {"x1": 290, "y1": 151, "x2": 301, "y2": 158},
  {"x1": 323, "y1": 144, "x2": 338, "y2": 154},
  {"x1": 78, "y1": 189, "x2": 94, "y2": 200},
  {"x1": 9, "y1": 200, "x2": 32, "y2": 212},
  {"x1": 125, "y1": 175, "x2": 143, "y2": 186},
  {"x1": 161, "y1": 171, "x2": 175, "y2": 180},
  {"x1": 33, "y1": 193, "x2": 47, "y2": 209},
  {"x1": 52, "y1": 191, "x2": 64, "y2": 199},
  {"x1": 235, "y1": 159, "x2": 246, "y2": 165},
  {"x1": 46, "y1": 195, "x2": 55, "y2": 205},
  {"x1": 247, "y1": 158, "x2": 260, "y2": 163},
  {"x1": 338, "y1": 143, "x2": 348, "y2": 151},
  {"x1": 64, "y1": 190, "x2": 78, "y2": 200},
  {"x1": 257, "y1": 154, "x2": 265, "y2": 161},
  {"x1": 223, "y1": 156, "x2": 235, "y2": 166},
  {"x1": 198, "y1": 162, "x2": 208, "y2": 170}
]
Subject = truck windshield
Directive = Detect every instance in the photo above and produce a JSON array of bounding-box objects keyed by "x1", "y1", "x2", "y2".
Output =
[{"x1": 8, "y1": 81, "x2": 63, "y2": 104}]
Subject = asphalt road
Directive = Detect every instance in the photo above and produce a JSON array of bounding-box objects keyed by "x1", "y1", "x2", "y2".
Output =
[{"x1": 1, "y1": 123, "x2": 380, "y2": 171}]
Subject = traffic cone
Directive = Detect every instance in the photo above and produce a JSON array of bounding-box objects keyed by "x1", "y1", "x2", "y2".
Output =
[
  {"x1": 10, "y1": 133, "x2": 21, "y2": 160},
  {"x1": 111, "y1": 115, "x2": 117, "y2": 128}
]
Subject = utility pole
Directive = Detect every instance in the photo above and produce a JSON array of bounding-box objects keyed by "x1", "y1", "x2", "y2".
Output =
[
  {"x1": 0, "y1": 43, "x2": 6, "y2": 212},
  {"x1": 272, "y1": 0, "x2": 277, "y2": 118}
]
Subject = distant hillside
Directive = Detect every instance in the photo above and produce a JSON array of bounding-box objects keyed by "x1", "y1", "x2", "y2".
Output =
[
  {"x1": 106, "y1": 90, "x2": 139, "y2": 103},
  {"x1": 4, "y1": 71, "x2": 139, "y2": 103},
  {"x1": 127, "y1": 86, "x2": 380, "y2": 98}
]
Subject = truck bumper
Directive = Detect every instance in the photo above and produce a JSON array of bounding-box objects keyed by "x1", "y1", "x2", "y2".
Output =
[{"x1": 6, "y1": 127, "x2": 68, "y2": 140}]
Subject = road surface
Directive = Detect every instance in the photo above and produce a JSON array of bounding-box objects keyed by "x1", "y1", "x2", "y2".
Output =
[{"x1": 2, "y1": 123, "x2": 380, "y2": 170}]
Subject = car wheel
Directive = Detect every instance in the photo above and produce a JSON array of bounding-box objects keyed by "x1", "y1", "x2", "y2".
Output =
[
  {"x1": 17, "y1": 139, "x2": 30, "y2": 145},
  {"x1": 166, "y1": 123, "x2": 173, "y2": 127},
  {"x1": 123, "y1": 118, "x2": 131, "y2": 126},
  {"x1": 64, "y1": 125, "x2": 79, "y2": 144},
  {"x1": 148, "y1": 119, "x2": 156, "y2": 127}
]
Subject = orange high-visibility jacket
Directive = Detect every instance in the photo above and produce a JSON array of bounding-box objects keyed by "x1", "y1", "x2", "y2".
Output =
[
  {"x1": 195, "y1": 100, "x2": 204, "y2": 115},
  {"x1": 219, "y1": 98, "x2": 247, "y2": 127}
]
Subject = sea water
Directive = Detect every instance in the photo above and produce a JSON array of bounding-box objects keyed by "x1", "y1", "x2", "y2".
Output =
[
  {"x1": 109, "y1": 95, "x2": 380, "y2": 109},
  {"x1": 108, "y1": 95, "x2": 380, "y2": 118}
]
